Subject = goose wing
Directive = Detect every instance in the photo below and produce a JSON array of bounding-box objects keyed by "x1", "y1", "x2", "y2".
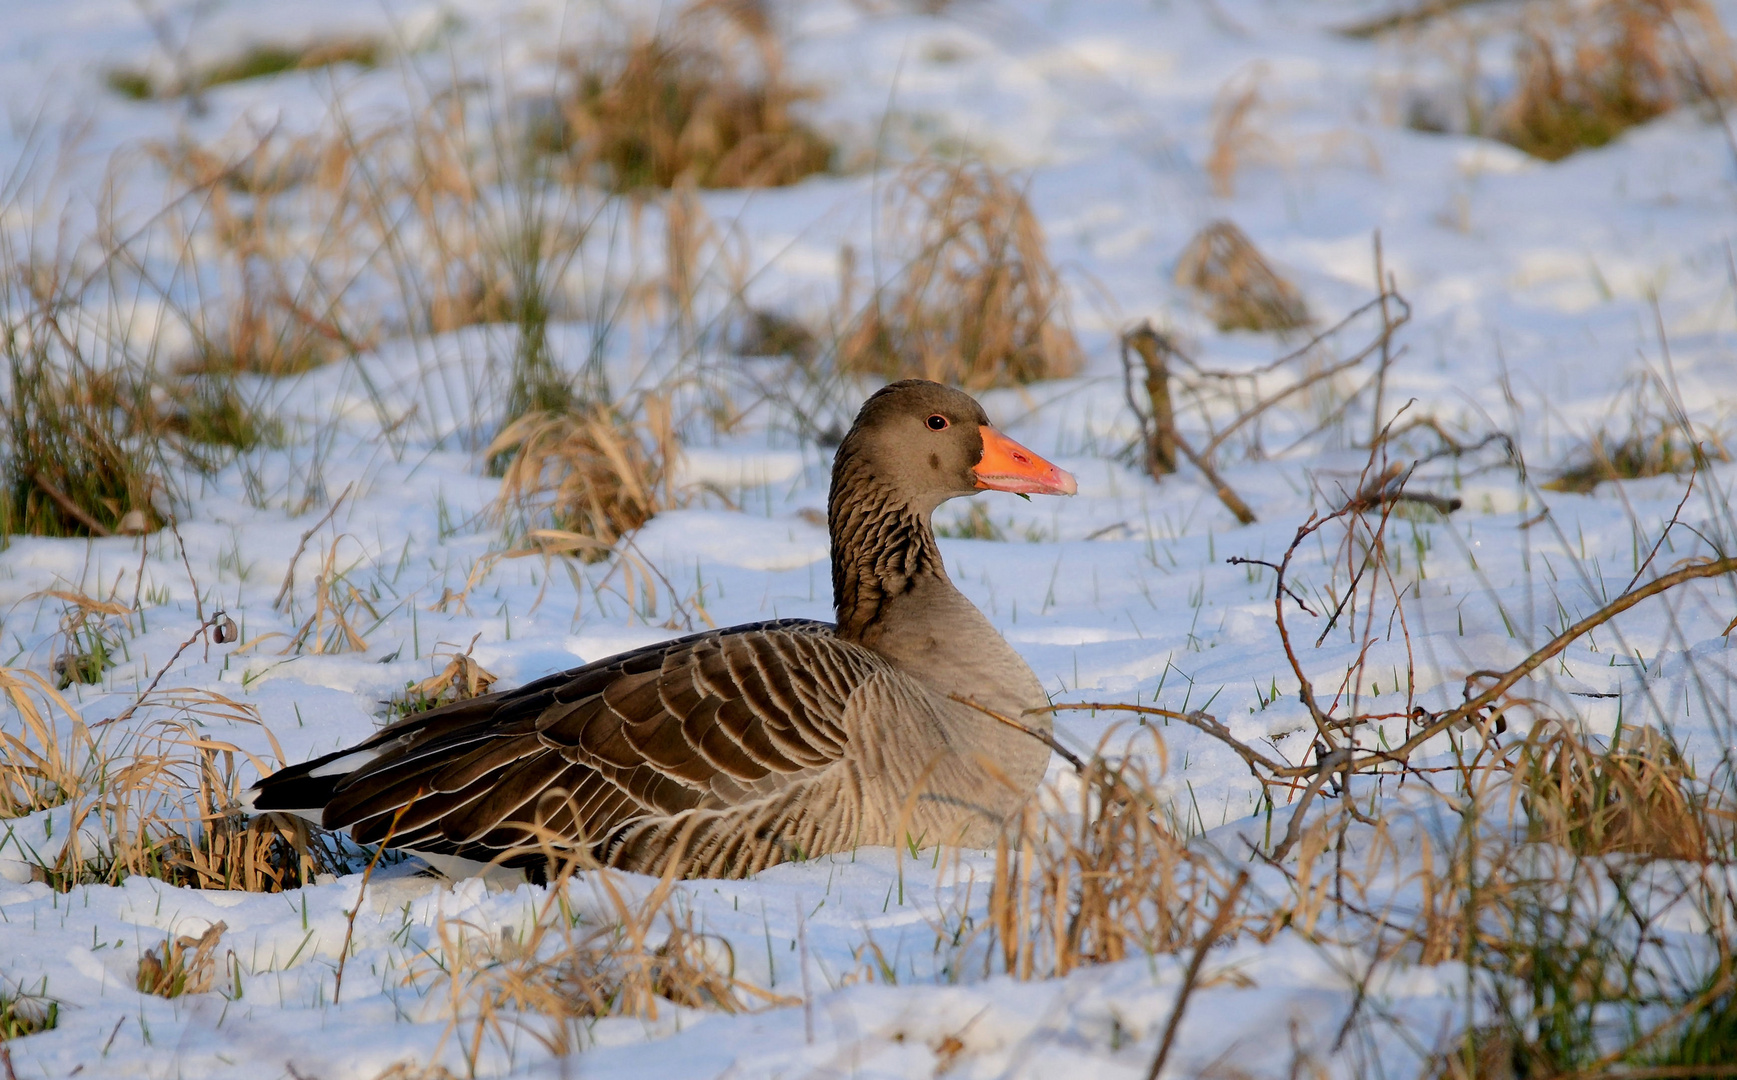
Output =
[{"x1": 251, "y1": 619, "x2": 888, "y2": 866}]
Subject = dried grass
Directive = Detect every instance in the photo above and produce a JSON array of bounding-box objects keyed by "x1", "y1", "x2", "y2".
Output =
[
  {"x1": 978, "y1": 728, "x2": 1236, "y2": 980},
  {"x1": 1517, "y1": 723, "x2": 1722, "y2": 861},
  {"x1": 1543, "y1": 424, "x2": 1728, "y2": 493},
  {"x1": 148, "y1": 134, "x2": 378, "y2": 376},
  {"x1": 837, "y1": 159, "x2": 1081, "y2": 389},
  {"x1": 391, "y1": 648, "x2": 499, "y2": 719},
  {"x1": 1207, "y1": 69, "x2": 1272, "y2": 199},
  {"x1": 286, "y1": 536, "x2": 378, "y2": 655},
  {"x1": 545, "y1": 0, "x2": 833, "y2": 190},
  {"x1": 421, "y1": 864, "x2": 786, "y2": 1066},
  {"x1": 0, "y1": 668, "x2": 93, "y2": 817},
  {"x1": 1174, "y1": 220, "x2": 1310, "y2": 335},
  {"x1": 1, "y1": 675, "x2": 319, "y2": 892},
  {"x1": 136, "y1": 921, "x2": 227, "y2": 998},
  {"x1": 488, "y1": 397, "x2": 680, "y2": 561},
  {"x1": 1496, "y1": 0, "x2": 1737, "y2": 160},
  {"x1": 0, "y1": 310, "x2": 170, "y2": 537},
  {"x1": 36, "y1": 590, "x2": 131, "y2": 691}
]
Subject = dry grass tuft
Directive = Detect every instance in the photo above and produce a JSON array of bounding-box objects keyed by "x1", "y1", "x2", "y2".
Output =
[
  {"x1": 136, "y1": 921, "x2": 227, "y2": 998},
  {"x1": 0, "y1": 668, "x2": 95, "y2": 817},
  {"x1": 488, "y1": 397, "x2": 680, "y2": 560},
  {"x1": 544, "y1": 0, "x2": 833, "y2": 191},
  {"x1": 1174, "y1": 220, "x2": 1311, "y2": 335},
  {"x1": 1207, "y1": 69, "x2": 1272, "y2": 198},
  {"x1": 1496, "y1": 0, "x2": 1737, "y2": 160},
  {"x1": 2, "y1": 675, "x2": 319, "y2": 892},
  {"x1": 0, "y1": 334, "x2": 170, "y2": 538},
  {"x1": 172, "y1": 730, "x2": 326, "y2": 892},
  {"x1": 391, "y1": 648, "x2": 499, "y2": 718},
  {"x1": 147, "y1": 132, "x2": 378, "y2": 376},
  {"x1": 36, "y1": 590, "x2": 132, "y2": 691},
  {"x1": 1543, "y1": 423, "x2": 1727, "y2": 493},
  {"x1": 423, "y1": 865, "x2": 783, "y2": 1065},
  {"x1": 286, "y1": 536, "x2": 378, "y2": 655},
  {"x1": 837, "y1": 159, "x2": 1082, "y2": 389},
  {"x1": 981, "y1": 729, "x2": 1235, "y2": 979},
  {"x1": 1500, "y1": 1, "x2": 1674, "y2": 160},
  {"x1": 1517, "y1": 723, "x2": 1722, "y2": 861}
]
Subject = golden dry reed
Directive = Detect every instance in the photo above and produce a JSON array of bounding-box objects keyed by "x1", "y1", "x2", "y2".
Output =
[
  {"x1": 488, "y1": 396, "x2": 680, "y2": 560},
  {"x1": 838, "y1": 159, "x2": 1082, "y2": 389},
  {"x1": 1173, "y1": 220, "x2": 1310, "y2": 335}
]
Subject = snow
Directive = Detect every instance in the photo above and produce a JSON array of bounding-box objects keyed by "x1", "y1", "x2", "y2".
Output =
[{"x1": 3, "y1": 0, "x2": 1737, "y2": 1076}]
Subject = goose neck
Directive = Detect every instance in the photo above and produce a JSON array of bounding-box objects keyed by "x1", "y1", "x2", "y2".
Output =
[{"x1": 827, "y1": 456, "x2": 946, "y2": 641}]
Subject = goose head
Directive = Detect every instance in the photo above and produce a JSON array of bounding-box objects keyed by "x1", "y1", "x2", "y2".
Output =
[{"x1": 834, "y1": 380, "x2": 1076, "y2": 517}]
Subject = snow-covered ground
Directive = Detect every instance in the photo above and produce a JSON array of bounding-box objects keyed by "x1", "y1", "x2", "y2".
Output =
[{"x1": 3, "y1": 0, "x2": 1736, "y2": 1076}]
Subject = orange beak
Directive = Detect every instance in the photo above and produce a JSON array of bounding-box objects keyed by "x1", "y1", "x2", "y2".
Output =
[{"x1": 972, "y1": 426, "x2": 1077, "y2": 496}]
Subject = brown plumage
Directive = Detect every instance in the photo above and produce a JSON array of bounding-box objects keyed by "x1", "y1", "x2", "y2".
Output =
[{"x1": 244, "y1": 380, "x2": 1077, "y2": 879}]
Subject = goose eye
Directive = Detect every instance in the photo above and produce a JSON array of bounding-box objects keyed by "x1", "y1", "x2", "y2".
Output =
[{"x1": 926, "y1": 414, "x2": 949, "y2": 431}]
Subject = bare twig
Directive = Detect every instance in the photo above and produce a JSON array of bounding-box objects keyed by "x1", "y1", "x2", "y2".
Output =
[
  {"x1": 1622, "y1": 470, "x2": 1697, "y2": 594},
  {"x1": 273, "y1": 482, "x2": 356, "y2": 612},
  {"x1": 950, "y1": 695, "x2": 1088, "y2": 773},
  {"x1": 1200, "y1": 352, "x2": 1371, "y2": 462},
  {"x1": 1175, "y1": 433, "x2": 1257, "y2": 525},
  {"x1": 1314, "y1": 555, "x2": 1737, "y2": 779},
  {"x1": 98, "y1": 610, "x2": 231, "y2": 728},
  {"x1": 1123, "y1": 324, "x2": 1178, "y2": 476},
  {"x1": 168, "y1": 515, "x2": 205, "y2": 627},
  {"x1": 1059, "y1": 547, "x2": 1737, "y2": 817},
  {"x1": 1044, "y1": 702, "x2": 1292, "y2": 775}
]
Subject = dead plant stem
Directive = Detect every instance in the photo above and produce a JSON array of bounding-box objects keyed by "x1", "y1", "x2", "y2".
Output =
[
  {"x1": 273, "y1": 482, "x2": 356, "y2": 612},
  {"x1": 332, "y1": 796, "x2": 413, "y2": 1005},
  {"x1": 1145, "y1": 870, "x2": 1249, "y2": 1080}
]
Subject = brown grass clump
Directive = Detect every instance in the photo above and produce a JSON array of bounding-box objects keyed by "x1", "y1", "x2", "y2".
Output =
[
  {"x1": 1543, "y1": 423, "x2": 1727, "y2": 493},
  {"x1": 171, "y1": 730, "x2": 326, "y2": 892},
  {"x1": 147, "y1": 132, "x2": 378, "y2": 376},
  {"x1": 1500, "y1": 1, "x2": 1674, "y2": 160},
  {"x1": 1174, "y1": 220, "x2": 1311, "y2": 335},
  {"x1": 0, "y1": 332, "x2": 169, "y2": 538},
  {"x1": 2, "y1": 674, "x2": 320, "y2": 892},
  {"x1": 423, "y1": 866, "x2": 783, "y2": 1065},
  {"x1": 136, "y1": 922, "x2": 227, "y2": 998},
  {"x1": 979, "y1": 728, "x2": 1235, "y2": 979},
  {"x1": 546, "y1": 0, "x2": 832, "y2": 191},
  {"x1": 0, "y1": 668, "x2": 93, "y2": 817},
  {"x1": 1517, "y1": 723, "x2": 1721, "y2": 861},
  {"x1": 488, "y1": 398, "x2": 679, "y2": 560},
  {"x1": 391, "y1": 648, "x2": 499, "y2": 719},
  {"x1": 837, "y1": 160, "x2": 1082, "y2": 389},
  {"x1": 1207, "y1": 69, "x2": 1272, "y2": 198},
  {"x1": 38, "y1": 590, "x2": 132, "y2": 691},
  {"x1": 1496, "y1": 0, "x2": 1737, "y2": 160}
]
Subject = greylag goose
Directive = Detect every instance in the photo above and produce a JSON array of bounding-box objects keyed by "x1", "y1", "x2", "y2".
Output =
[{"x1": 244, "y1": 380, "x2": 1077, "y2": 879}]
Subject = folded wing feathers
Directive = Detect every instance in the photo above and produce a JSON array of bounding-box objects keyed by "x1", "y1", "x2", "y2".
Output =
[{"x1": 278, "y1": 619, "x2": 878, "y2": 867}]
